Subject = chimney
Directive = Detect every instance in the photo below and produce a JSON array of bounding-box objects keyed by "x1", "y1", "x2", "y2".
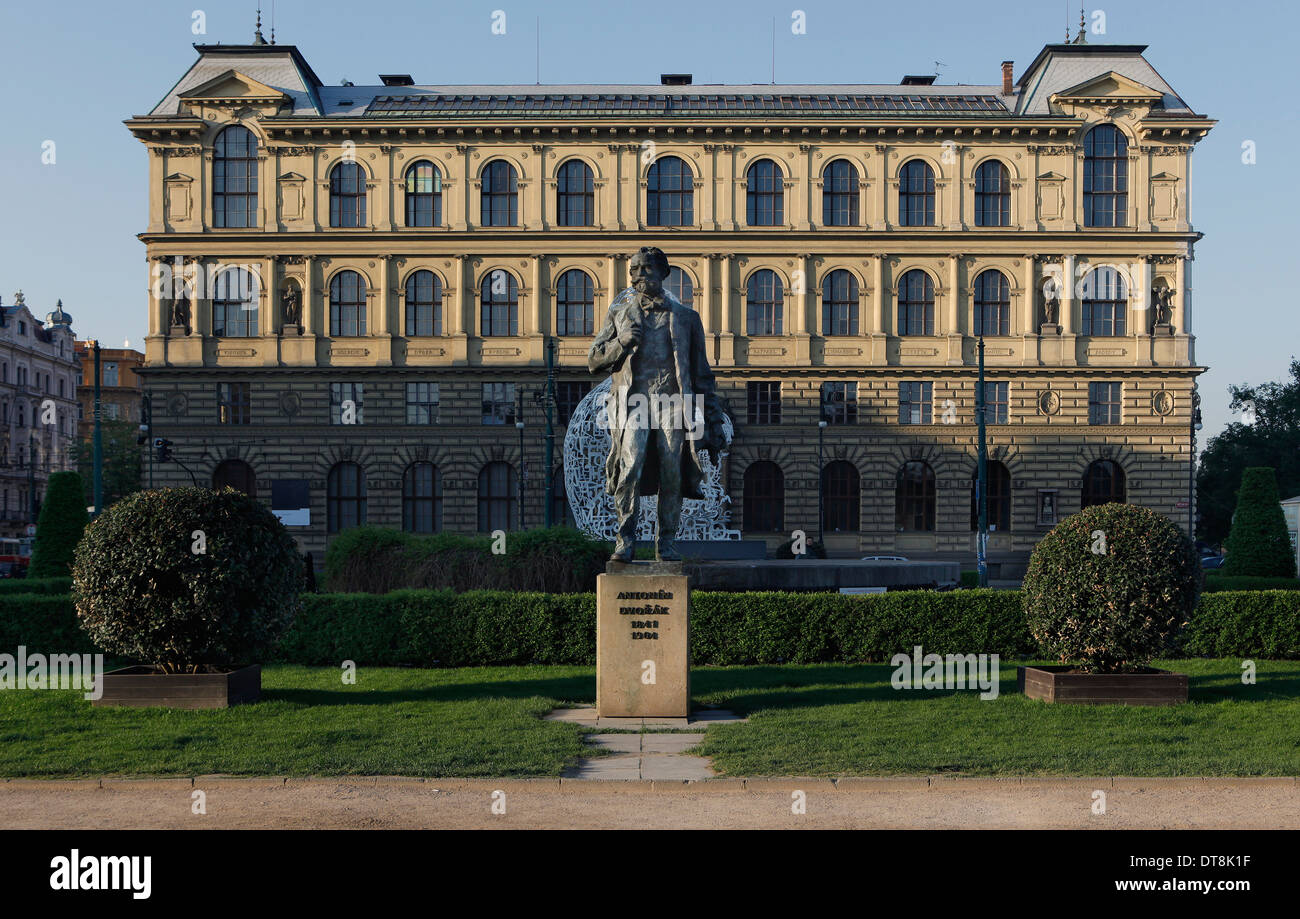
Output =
[
  {"x1": 1001, "y1": 61, "x2": 1014, "y2": 95},
  {"x1": 660, "y1": 73, "x2": 692, "y2": 85}
]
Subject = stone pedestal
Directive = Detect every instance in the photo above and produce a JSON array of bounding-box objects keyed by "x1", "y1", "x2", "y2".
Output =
[
  {"x1": 281, "y1": 323, "x2": 303, "y2": 337},
  {"x1": 596, "y1": 565, "x2": 690, "y2": 718},
  {"x1": 1152, "y1": 322, "x2": 1174, "y2": 336}
]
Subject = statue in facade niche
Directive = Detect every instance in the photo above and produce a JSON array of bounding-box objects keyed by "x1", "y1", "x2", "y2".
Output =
[
  {"x1": 170, "y1": 289, "x2": 191, "y2": 332},
  {"x1": 282, "y1": 284, "x2": 302, "y2": 328},
  {"x1": 1041, "y1": 280, "x2": 1060, "y2": 327},
  {"x1": 1152, "y1": 286, "x2": 1175, "y2": 328}
]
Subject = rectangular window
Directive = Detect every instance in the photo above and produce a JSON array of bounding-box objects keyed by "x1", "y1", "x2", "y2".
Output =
[
  {"x1": 103, "y1": 363, "x2": 119, "y2": 387},
  {"x1": 820, "y1": 381, "x2": 857, "y2": 424},
  {"x1": 1088, "y1": 382, "x2": 1122, "y2": 425},
  {"x1": 405, "y1": 382, "x2": 440, "y2": 425},
  {"x1": 217, "y1": 382, "x2": 251, "y2": 425},
  {"x1": 978, "y1": 381, "x2": 1009, "y2": 425},
  {"x1": 104, "y1": 403, "x2": 121, "y2": 421},
  {"x1": 330, "y1": 382, "x2": 365, "y2": 425},
  {"x1": 555, "y1": 381, "x2": 592, "y2": 424},
  {"x1": 746, "y1": 381, "x2": 782, "y2": 425},
  {"x1": 898, "y1": 381, "x2": 933, "y2": 425},
  {"x1": 482, "y1": 382, "x2": 517, "y2": 425}
]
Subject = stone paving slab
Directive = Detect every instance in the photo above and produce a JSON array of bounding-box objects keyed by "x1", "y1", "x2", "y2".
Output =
[{"x1": 542, "y1": 705, "x2": 746, "y2": 729}]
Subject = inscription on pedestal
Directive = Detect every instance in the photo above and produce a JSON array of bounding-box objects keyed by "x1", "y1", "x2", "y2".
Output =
[{"x1": 596, "y1": 573, "x2": 689, "y2": 718}]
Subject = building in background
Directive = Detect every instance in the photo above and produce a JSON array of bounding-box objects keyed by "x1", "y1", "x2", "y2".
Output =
[
  {"x1": 1282, "y1": 495, "x2": 1300, "y2": 574},
  {"x1": 125, "y1": 26, "x2": 1213, "y2": 565},
  {"x1": 0, "y1": 292, "x2": 81, "y2": 537},
  {"x1": 75, "y1": 341, "x2": 145, "y2": 430}
]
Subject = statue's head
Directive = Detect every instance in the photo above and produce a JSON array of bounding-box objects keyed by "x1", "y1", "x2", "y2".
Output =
[{"x1": 629, "y1": 246, "x2": 670, "y2": 296}]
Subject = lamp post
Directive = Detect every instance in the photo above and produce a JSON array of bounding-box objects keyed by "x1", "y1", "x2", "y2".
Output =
[
  {"x1": 92, "y1": 341, "x2": 103, "y2": 517},
  {"x1": 543, "y1": 338, "x2": 556, "y2": 527},
  {"x1": 515, "y1": 386, "x2": 526, "y2": 531},
  {"x1": 976, "y1": 334, "x2": 989, "y2": 588},
  {"x1": 817, "y1": 419, "x2": 827, "y2": 546},
  {"x1": 1188, "y1": 383, "x2": 1202, "y2": 538}
]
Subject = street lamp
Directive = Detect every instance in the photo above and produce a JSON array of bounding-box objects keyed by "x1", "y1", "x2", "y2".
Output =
[
  {"x1": 976, "y1": 334, "x2": 989, "y2": 588},
  {"x1": 1188, "y1": 384, "x2": 1202, "y2": 538},
  {"x1": 515, "y1": 383, "x2": 526, "y2": 531},
  {"x1": 817, "y1": 419, "x2": 828, "y2": 546}
]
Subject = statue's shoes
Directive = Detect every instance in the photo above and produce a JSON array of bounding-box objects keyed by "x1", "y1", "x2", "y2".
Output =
[
  {"x1": 609, "y1": 542, "x2": 635, "y2": 563},
  {"x1": 655, "y1": 544, "x2": 681, "y2": 562}
]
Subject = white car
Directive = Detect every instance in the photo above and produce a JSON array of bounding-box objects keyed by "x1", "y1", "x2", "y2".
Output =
[{"x1": 859, "y1": 555, "x2": 909, "y2": 562}]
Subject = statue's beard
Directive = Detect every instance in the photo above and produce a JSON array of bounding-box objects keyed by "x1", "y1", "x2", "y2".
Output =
[{"x1": 633, "y1": 278, "x2": 663, "y2": 296}]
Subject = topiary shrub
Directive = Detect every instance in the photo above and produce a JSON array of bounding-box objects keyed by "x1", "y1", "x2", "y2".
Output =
[
  {"x1": 71, "y1": 487, "x2": 301, "y2": 672},
  {"x1": 1222, "y1": 467, "x2": 1298, "y2": 578},
  {"x1": 1022, "y1": 502, "x2": 1201, "y2": 672},
  {"x1": 28, "y1": 471, "x2": 89, "y2": 579}
]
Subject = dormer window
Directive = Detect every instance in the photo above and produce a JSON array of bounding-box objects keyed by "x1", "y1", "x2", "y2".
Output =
[{"x1": 18, "y1": 321, "x2": 25, "y2": 335}]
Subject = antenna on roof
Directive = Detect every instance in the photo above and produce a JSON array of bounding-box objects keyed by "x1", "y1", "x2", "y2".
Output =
[
  {"x1": 270, "y1": 0, "x2": 276, "y2": 44},
  {"x1": 253, "y1": 4, "x2": 267, "y2": 44},
  {"x1": 535, "y1": 16, "x2": 540, "y2": 85},
  {"x1": 934, "y1": 60, "x2": 946, "y2": 79},
  {"x1": 1073, "y1": 4, "x2": 1088, "y2": 43},
  {"x1": 770, "y1": 17, "x2": 776, "y2": 83},
  {"x1": 1064, "y1": 0, "x2": 1069, "y2": 41}
]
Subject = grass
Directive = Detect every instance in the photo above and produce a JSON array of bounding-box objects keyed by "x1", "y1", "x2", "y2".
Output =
[{"x1": 1, "y1": 660, "x2": 1298, "y2": 778}]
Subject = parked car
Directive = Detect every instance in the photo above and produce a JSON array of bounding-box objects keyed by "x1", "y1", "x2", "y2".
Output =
[
  {"x1": 860, "y1": 555, "x2": 909, "y2": 562},
  {"x1": 1200, "y1": 555, "x2": 1227, "y2": 570}
]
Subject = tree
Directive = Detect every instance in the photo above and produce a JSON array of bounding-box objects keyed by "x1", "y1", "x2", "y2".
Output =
[
  {"x1": 1197, "y1": 359, "x2": 1300, "y2": 545},
  {"x1": 28, "y1": 471, "x2": 90, "y2": 578},
  {"x1": 1222, "y1": 467, "x2": 1298, "y2": 578},
  {"x1": 67, "y1": 419, "x2": 144, "y2": 509}
]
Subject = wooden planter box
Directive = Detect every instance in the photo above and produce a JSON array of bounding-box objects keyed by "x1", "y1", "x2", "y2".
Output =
[
  {"x1": 1018, "y1": 665, "x2": 1187, "y2": 706},
  {"x1": 93, "y1": 664, "x2": 261, "y2": 709}
]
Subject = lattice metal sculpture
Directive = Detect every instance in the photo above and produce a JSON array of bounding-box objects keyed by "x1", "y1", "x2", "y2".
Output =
[{"x1": 563, "y1": 377, "x2": 740, "y2": 542}]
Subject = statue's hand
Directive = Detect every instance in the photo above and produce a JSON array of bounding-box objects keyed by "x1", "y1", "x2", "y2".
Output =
[{"x1": 618, "y1": 325, "x2": 642, "y2": 349}]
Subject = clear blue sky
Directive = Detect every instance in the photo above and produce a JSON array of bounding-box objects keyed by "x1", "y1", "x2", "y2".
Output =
[{"x1": 1, "y1": 0, "x2": 1295, "y2": 442}]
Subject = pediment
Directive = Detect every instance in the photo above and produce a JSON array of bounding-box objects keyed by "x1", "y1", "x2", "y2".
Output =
[
  {"x1": 1150, "y1": 171, "x2": 1178, "y2": 180},
  {"x1": 1051, "y1": 71, "x2": 1164, "y2": 105},
  {"x1": 1037, "y1": 171, "x2": 1066, "y2": 181},
  {"x1": 278, "y1": 171, "x2": 306, "y2": 181},
  {"x1": 164, "y1": 172, "x2": 193, "y2": 182},
  {"x1": 179, "y1": 70, "x2": 290, "y2": 106}
]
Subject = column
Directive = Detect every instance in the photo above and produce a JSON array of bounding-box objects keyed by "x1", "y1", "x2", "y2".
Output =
[
  {"x1": 718, "y1": 255, "x2": 734, "y2": 364},
  {"x1": 302, "y1": 256, "x2": 316, "y2": 336},
  {"x1": 1022, "y1": 255, "x2": 1036, "y2": 334},
  {"x1": 1177, "y1": 255, "x2": 1190, "y2": 334},
  {"x1": 1061, "y1": 254, "x2": 1076, "y2": 334},
  {"x1": 871, "y1": 256, "x2": 885, "y2": 334}
]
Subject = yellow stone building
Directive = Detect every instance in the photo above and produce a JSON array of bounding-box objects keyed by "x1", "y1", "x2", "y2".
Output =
[{"x1": 126, "y1": 31, "x2": 1213, "y2": 566}]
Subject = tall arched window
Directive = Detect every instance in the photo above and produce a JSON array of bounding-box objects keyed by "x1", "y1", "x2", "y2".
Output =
[
  {"x1": 405, "y1": 270, "x2": 442, "y2": 337},
  {"x1": 895, "y1": 461, "x2": 936, "y2": 532},
  {"x1": 899, "y1": 160, "x2": 935, "y2": 226},
  {"x1": 970, "y1": 460, "x2": 1012, "y2": 531},
  {"x1": 555, "y1": 269, "x2": 594, "y2": 336},
  {"x1": 478, "y1": 461, "x2": 517, "y2": 531},
  {"x1": 404, "y1": 161, "x2": 442, "y2": 227},
  {"x1": 822, "y1": 160, "x2": 860, "y2": 226},
  {"x1": 1082, "y1": 459, "x2": 1126, "y2": 508},
  {"x1": 823, "y1": 460, "x2": 860, "y2": 532},
  {"x1": 974, "y1": 160, "x2": 1011, "y2": 227},
  {"x1": 897, "y1": 269, "x2": 935, "y2": 336},
  {"x1": 821, "y1": 269, "x2": 859, "y2": 336},
  {"x1": 1083, "y1": 124, "x2": 1128, "y2": 227},
  {"x1": 746, "y1": 270, "x2": 783, "y2": 336},
  {"x1": 746, "y1": 160, "x2": 784, "y2": 226},
  {"x1": 329, "y1": 271, "x2": 367, "y2": 337},
  {"x1": 213, "y1": 125, "x2": 258, "y2": 228},
  {"x1": 1081, "y1": 266, "x2": 1127, "y2": 336},
  {"x1": 973, "y1": 270, "x2": 1011, "y2": 336},
  {"x1": 556, "y1": 160, "x2": 594, "y2": 227},
  {"x1": 212, "y1": 458, "x2": 256, "y2": 497},
  {"x1": 480, "y1": 270, "x2": 519, "y2": 337},
  {"x1": 212, "y1": 267, "x2": 258, "y2": 338},
  {"x1": 327, "y1": 462, "x2": 367, "y2": 534},
  {"x1": 481, "y1": 160, "x2": 518, "y2": 227},
  {"x1": 743, "y1": 461, "x2": 784, "y2": 532},
  {"x1": 665, "y1": 267, "x2": 694, "y2": 309},
  {"x1": 647, "y1": 156, "x2": 694, "y2": 226},
  {"x1": 329, "y1": 162, "x2": 367, "y2": 227},
  {"x1": 551, "y1": 466, "x2": 573, "y2": 526},
  {"x1": 402, "y1": 462, "x2": 442, "y2": 533}
]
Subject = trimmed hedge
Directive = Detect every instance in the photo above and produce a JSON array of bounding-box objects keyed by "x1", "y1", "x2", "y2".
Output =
[
  {"x1": 0, "y1": 577, "x2": 73, "y2": 596},
  {"x1": 1180, "y1": 591, "x2": 1300, "y2": 658},
  {"x1": 0, "y1": 594, "x2": 96, "y2": 656},
  {"x1": 1203, "y1": 574, "x2": 1300, "y2": 593}
]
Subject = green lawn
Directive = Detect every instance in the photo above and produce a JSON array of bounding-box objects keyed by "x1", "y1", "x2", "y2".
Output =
[{"x1": 1, "y1": 660, "x2": 1297, "y2": 778}]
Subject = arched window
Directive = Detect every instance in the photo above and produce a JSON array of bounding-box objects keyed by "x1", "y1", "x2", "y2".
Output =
[
  {"x1": 970, "y1": 460, "x2": 1012, "y2": 531},
  {"x1": 823, "y1": 460, "x2": 860, "y2": 532},
  {"x1": 551, "y1": 466, "x2": 573, "y2": 526},
  {"x1": 327, "y1": 461, "x2": 367, "y2": 534},
  {"x1": 1083, "y1": 124, "x2": 1128, "y2": 227},
  {"x1": 481, "y1": 160, "x2": 518, "y2": 227},
  {"x1": 895, "y1": 461, "x2": 936, "y2": 532},
  {"x1": 746, "y1": 270, "x2": 783, "y2": 336},
  {"x1": 1082, "y1": 459, "x2": 1126, "y2": 508},
  {"x1": 329, "y1": 162, "x2": 367, "y2": 228},
  {"x1": 665, "y1": 267, "x2": 694, "y2": 309},
  {"x1": 480, "y1": 270, "x2": 519, "y2": 337},
  {"x1": 213, "y1": 125, "x2": 258, "y2": 228},
  {"x1": 405, "y1": 270, "x2": 442, "y2": 337},
  {"x1": 556, "y1": 160, "x2": 594, "y2": 227},
  {"x1": 822, "y1": 160, "x2": 860, "y2": 226},
  {"x1": 973, "y1": 270, "x2": 1011, "y2": 336},
  {"x1": 212, "y1": 268, "x2": 258, "y2": 338},
  {"x1": 478, "y1": 461, "x2": 517, "y2": 531},
  {"x1": 743, "y1": 461, "x2": 784, "y2": 532},
  {"x1": 746, "y1": 159, "x2": 784, "y2": 227},
  {"x1": 404, "y1": 161, "x2": 442, "y2": 227},
  {"x1": 899, "y1": 160, "x2": 935, "y2": 226},
  {"x1": 329, "y1": 271, "x2": 367, "y2": 337},
  {"x1": 646, "y1": 156, "x2": 694, "y2": 226},
  {"x1": 821, "y1": 269, "x2": 859, "y2": 336},
  {"x1": 1081, "y1": 266, "x2": 1127, "y2": 336},
  {"x1": 402, "y1": 462, "x2": 442, "y2": 533},
  {"x1": 213, "y1": 458, "x2": 256, "y2": 497},
  {"x1": 897, "y1": 269, "x2": 935, "y2": 336},
  {"x1": 555, "y1": 269, "x2": 594, "y2": 336},
  {"x1": 974, "y1": 161, "x2": 1011, "y2": 227}
]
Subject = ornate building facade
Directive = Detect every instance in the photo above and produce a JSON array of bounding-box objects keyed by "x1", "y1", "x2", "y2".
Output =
[
  {"x1": 75, "y1": 341, "x2": 146, "y2": 429},
  {"x1": 127, "y1": 32, "x2": 1212, "y2": 560}
]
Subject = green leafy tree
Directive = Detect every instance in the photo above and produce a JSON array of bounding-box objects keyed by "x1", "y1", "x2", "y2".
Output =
[
  {"x1": 28, "y1": 471, "x2": 90, "y2": 578},
  {"x1": 1197, "y1": 359, "x2": 1300, "y2": 545},
  {"x1": 1222, "y1": 467, "x2": 1298, "y2": 578},
  {"x1": 67, "y1": 419, "x2": 144, "y2": 509}
]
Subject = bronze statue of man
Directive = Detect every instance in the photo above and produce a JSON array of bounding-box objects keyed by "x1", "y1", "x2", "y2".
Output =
[{"x1": 588, "y1": 247, "x2": 725, "y2": 562}]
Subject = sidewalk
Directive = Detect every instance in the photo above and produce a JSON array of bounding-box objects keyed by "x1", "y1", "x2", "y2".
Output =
[{"x1": 3, "y1": 776, "x2": 1296, "y2": 829}]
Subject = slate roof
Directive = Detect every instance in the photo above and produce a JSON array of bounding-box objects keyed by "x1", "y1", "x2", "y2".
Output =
[{"x1": 1015, "y1": 43, "x2": 1193, "y2": 115}]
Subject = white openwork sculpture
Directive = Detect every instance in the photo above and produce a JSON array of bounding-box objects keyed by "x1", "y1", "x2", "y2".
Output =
[{"x1": 563, "y1": 377, "x2": 741, "y2": 542}]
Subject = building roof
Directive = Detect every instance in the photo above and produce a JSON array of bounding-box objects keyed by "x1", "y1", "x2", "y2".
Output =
[
  {"x1": 149, "y1": 44, "x2": 325, "y2": 116},
  {"x1": 1014, "y1": 43, "x2": 1193, "y2": 115}
]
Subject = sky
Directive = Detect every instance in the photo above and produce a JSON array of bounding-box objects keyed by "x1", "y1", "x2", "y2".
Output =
[{"x1": 0, "y1": 0, "x2": 1295, "y2": 443}]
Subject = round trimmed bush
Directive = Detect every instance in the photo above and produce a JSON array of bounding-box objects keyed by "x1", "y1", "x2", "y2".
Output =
[
  {"x1": 72, "y1": 487, "x2": 301, "y2": 671},
  {"x1": 1022, "y1": 502, "x2": 1201, "y2": 672}
]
